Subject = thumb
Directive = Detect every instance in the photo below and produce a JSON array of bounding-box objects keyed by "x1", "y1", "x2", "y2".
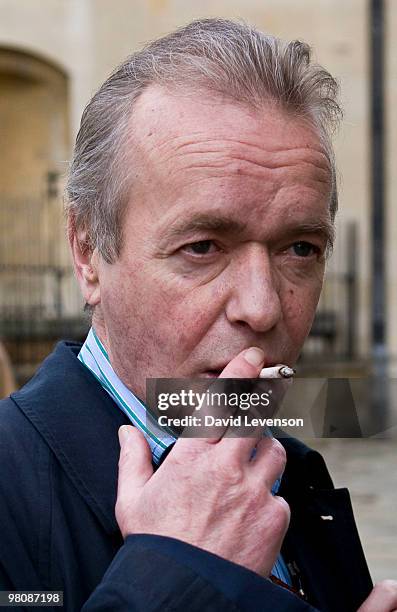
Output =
[
  {"x1": 178, "y1": 347, "x2": 265, "y2": 445},
  {"x1": 220, "y1": 347, "x2": 265, "y2": 378},
  {"x1": 117, "y1": 426, "x2": 154, "y2": 495}
]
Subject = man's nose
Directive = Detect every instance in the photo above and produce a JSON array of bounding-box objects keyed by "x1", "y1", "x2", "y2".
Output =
[{"x1": 225, "y1": 245, "x2": 282, "y2": 333}]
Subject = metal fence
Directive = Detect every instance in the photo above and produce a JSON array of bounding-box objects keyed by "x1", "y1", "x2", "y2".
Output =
[
  {"x1": 0, "y1": 195, "x2": 88, "y2": 382},
  {"x1": 0, "y1": 263, "x2": 87, "y2": 381}
]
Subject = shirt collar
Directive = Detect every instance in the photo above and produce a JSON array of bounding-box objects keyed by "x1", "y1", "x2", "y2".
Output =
[{"x1": 78, "y1": 327, "x2": 176, "y2": 465}]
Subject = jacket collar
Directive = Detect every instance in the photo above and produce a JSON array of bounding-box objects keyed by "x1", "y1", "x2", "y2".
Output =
[{"x1": 11, "y1": 341, "x2": 129, "y2": 535}]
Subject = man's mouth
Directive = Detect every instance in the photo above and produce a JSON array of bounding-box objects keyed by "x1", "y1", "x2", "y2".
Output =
[
  {"x1": 202, "y1": 369, "x2": 223, "y2": 378},
  {"x1": 201, "y1": 359, "x2": 279, "y2": 379}
]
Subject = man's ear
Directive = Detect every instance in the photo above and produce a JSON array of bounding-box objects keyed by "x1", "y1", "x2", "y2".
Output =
[{"x1": 67, "y1": 215, "x2": 101, "y2": 307}]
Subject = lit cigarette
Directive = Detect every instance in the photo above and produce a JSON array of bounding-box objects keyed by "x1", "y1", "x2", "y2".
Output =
[{"x1": 259, "y1": 365, "x2": 296, "y2": 379}]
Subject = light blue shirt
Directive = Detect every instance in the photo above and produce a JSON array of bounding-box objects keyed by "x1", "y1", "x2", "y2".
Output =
[{"x1": 78, "y1": 326, "x2": 292, "y2": 586}]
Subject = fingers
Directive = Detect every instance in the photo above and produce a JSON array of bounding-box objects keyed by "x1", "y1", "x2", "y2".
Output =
[
  {"x1": 216, "y1": 347, "x2": 267, "y2": 457},
  {"x1": 216, "y1": 347, "x2": 279, "y2": 459},
  {"x1": 175, "y1": 347, "x2": 266, "y2": 455},
  {"x1": 357, "y1": 580, "x2": 397, "y2": 612},
  {"x1": 250, "y1": 436, "x2": 287, "y2": 490},
  {"x1": 117, "y1": 426, "x2": 153, "y2": 495},
  {"x1": 115, "y1": 426, "x2": 154, "y2": 538}
]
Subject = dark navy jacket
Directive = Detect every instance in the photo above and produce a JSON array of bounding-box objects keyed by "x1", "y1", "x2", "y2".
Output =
[{"x1": 0, "y1": 342, "x2": 372, "y2": 611}]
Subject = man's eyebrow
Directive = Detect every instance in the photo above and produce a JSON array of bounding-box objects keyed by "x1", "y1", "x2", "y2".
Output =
[
  {"x1": 160, "y1": 215, "x2": 247, "y2": 240},
  {"x1": 159, "y1": 214, "x2": 335, "y2": 248},
  {"x1": 287, "y1": 220, "x2": 335, "y2": 247}
]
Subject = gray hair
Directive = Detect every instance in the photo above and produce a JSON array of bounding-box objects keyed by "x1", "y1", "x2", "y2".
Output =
[{"x1": 65, "y1": 17, "x2": 342, "y2": 264}]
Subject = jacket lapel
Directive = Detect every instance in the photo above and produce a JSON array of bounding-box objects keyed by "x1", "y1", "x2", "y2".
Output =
[
  {"x1": 279, "y1": 436, "x2": 373, "y2": 612},
  {"x1": 11, "y1": 341, "x2": 128, "y2": 535}
]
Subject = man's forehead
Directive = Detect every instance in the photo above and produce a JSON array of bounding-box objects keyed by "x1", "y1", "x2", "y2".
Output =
[
  {"x1": 125, "y1": 85, "x2": 333, "y2": 246},
  {"x1": 130, "y1": 84, "x2": 327, "y2": 157}
]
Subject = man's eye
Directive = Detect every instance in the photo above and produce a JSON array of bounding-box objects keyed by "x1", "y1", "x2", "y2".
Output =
[
  {"x1": 183, "y1": 240, "x2": 218, "y2": 255},
  {"x1": 291, "y1": 241, "x2": 318, "y2": 257}
]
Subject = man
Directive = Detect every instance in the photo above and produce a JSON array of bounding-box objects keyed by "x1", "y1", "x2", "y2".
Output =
[{"x1": 0, "y1": 18, "x2": 396, "y2": 611}]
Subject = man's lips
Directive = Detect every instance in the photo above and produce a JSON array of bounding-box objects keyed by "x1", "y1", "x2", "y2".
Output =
[
  {"x1": 202, "y1": 369, "x2": 223, "y2": 378},
  {"x1": 201, "y1": 360, "x2": 277, "y2": 378}
]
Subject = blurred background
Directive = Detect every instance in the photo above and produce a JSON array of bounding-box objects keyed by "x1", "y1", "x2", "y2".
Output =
[{"x1": 0, "y1": 0, "x2": 395, "y2": 583}]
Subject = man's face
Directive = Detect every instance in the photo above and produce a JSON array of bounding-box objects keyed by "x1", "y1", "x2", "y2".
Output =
[{"x1": 92, "y1": 87, "x2": 333, "y2": 400}]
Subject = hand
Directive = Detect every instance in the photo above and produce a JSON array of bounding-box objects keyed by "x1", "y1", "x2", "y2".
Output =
[
  {"x1": 115, "y1": 347, "x2": 290, "y2": 576},
  {"x1": 357, "y1": 581, "x2": 397, "y2": 611}
]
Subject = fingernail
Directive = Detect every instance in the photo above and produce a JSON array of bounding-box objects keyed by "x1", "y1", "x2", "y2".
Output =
[
  {"x1": 118, "y1": 426, "x2": 130, "y2": 445},
  {"x1": 244, "y1": 347, "x2": 265, "y2": 367}
]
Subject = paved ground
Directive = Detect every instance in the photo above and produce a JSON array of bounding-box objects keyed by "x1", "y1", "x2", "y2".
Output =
[{"x1": 307, "y1": 438, "x2": 397, "y2": 583}]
